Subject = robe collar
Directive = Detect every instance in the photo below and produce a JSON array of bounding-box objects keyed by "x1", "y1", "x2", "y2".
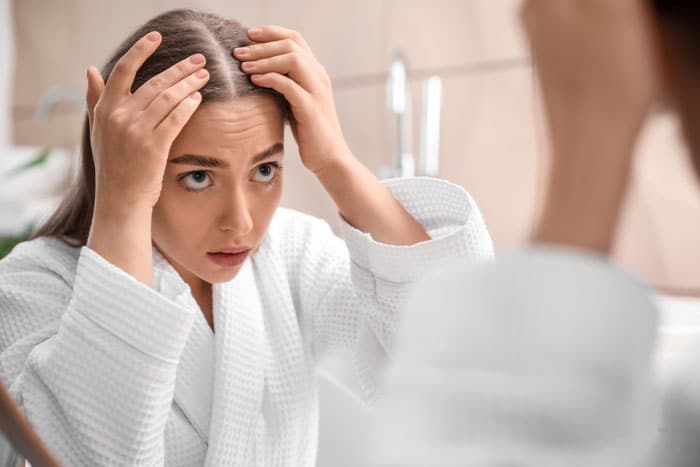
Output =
[
  {"x1": 151, "y1": 237, "x2": 314, "y2": 466},
  {"x1": 152, "y1": 248, "x2": 215, "y2": 444}
]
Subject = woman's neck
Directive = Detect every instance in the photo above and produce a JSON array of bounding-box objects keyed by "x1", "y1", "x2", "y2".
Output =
[{"x1": 189, "y1": 280, "x2": 214, "y2": 330}]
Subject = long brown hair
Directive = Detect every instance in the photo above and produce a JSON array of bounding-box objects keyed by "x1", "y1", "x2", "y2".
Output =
[{"x1": 32, "y1": 9, "x2": 290, "y2": 246}]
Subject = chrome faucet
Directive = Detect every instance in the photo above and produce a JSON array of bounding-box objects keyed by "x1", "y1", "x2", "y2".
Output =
[
  {"x1": 386, "y1": 54, "x2": 414, "y2": 178},
  {"x1": 385, "y1": 55, "x2": 443, "y2": 178},
  {"x1": 419, "y1": 75, "x2": 442, "y2": 177},
  {"x1": 34, "y1": 85, "x2": 85, "y2": 182},
  {"x1": 34, "y1": 85, "x2": 84, "y2": 123}
]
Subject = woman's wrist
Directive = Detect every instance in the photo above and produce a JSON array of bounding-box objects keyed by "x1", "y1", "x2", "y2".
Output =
[
  {"x1": 88, "y1": 198, "x2": 155, "y2": 286},
  {"x1": 314, "y1": 150, "x2": 430, "y2": 245},
  {"x1": 312, "y1": 144, "x2": 355, "y2": 183},
  {"x1": 533, "y1": 124, "x2": 640, "y2": 253},
  {"x1": 307, "y1": 141, "x2": 354, "y2": 179}
]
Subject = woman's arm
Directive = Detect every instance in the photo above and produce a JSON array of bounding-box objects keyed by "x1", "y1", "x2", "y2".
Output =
[
  {"x1": 0, "y1": 242, "x2": 197, "y2": 466},
  {"x1": 85, "y1": 31, "x2": 208, "y2": 285},
  {"x1": 0, "y1": 31, "x2": 212, "y2": 465},
  {"x1": 275, "y1": 177, "x2": 492, "y2": 401},
  {"x1": 314, "y1": 153, "x2": 430, "y2": 246},
  {"x1": 523, "y1": 0, "x2": 662, "y2": 253},
  {"x1": 234, "y1": 27, "x2": 430, "y2": 246}
]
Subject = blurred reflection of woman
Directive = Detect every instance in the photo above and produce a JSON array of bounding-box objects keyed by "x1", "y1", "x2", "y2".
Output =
[
  {"x1": 372, "y1": 1, "x2": 700, "y2": 466},
  {"x1": 0, "y1": 9, "x2": 492, "y2": 466}
]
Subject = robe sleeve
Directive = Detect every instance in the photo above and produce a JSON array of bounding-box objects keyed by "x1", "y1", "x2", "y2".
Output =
[
  {"x1": 295, "y1": 177, "x2": 493, "y2": 402},
  {"x1": 0, "y1": 245, "x2": 195, "y2": 466}
]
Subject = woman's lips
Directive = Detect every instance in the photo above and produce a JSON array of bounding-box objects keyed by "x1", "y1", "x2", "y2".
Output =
[{"x1": 206, "y1": 249, "x2": 251, "y2": 267}]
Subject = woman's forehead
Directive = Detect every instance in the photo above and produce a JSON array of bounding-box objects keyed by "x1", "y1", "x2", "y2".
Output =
[{"x1": 171, "y1": 97, "x2": 285, "y2": 159}]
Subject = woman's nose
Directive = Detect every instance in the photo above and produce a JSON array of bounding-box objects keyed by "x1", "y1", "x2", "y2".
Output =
[{"x1": 217, "y1": 189, "x2": 254, "y2": 235}]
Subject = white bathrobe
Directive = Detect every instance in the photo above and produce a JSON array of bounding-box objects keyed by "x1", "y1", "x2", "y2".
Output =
[{"x1": 0, "y1": 177, "x2": 493, "y2": 466}]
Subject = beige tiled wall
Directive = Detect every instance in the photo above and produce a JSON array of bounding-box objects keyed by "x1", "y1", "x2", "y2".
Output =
[
  {"x1": 615, "y1": 115, "x2": 700, "y2": 293},
  {"x1": 11, "y1": 0, "x2": 700, "y2": 292}
]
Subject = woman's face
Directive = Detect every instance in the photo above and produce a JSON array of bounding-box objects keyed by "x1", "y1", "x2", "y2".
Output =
[{"x1": 152, "y1": 96, "x2": 285, "y2": 287}]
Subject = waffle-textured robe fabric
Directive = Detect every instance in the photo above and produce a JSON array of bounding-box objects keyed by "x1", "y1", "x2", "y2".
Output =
[{"x1": 0, "y1": 177, "x2": 493, "y2": 466}]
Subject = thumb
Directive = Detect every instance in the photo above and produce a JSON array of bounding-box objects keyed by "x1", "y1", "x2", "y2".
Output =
[{"x1": 85, "y1": 66, "x2": 105, "y2": 129}]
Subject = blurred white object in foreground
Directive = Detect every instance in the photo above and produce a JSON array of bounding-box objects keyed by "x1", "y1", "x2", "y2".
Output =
[
  {"x1": 655, "y1": 294, "x2": 700, "y2": 377},
  {"x1": 371, "y1": 249, "x2": 659, "y2": 467},
  {"x1": 649, "y1": 294, "x2": 700, "y2": 467}
]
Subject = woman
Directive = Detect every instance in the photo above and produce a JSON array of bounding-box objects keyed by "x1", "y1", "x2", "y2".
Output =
[
  {"x1": 372, "y1": 0, "x2": 700, "y2": 466},
  {"x1": 0, "y1": 9, "x2": 493, "y2": 467}
]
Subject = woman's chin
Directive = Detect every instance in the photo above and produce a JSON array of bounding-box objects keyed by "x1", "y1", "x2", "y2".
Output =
[{"x1": 200, "y1": 263, "x2": 246, "y2": 284}]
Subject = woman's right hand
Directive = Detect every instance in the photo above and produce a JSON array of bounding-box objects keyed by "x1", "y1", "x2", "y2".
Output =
[
  {"x1": 85, "y1": 31, "x2": 209, "y2": 285},
  {"x1": 86, "y1": 31, "x2": 209, "y2": 211}
]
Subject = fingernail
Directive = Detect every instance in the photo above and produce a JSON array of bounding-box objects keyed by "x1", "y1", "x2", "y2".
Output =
[
  {"x1": 242, "y1": 62, "x2": 255, "y2": 70},
  {"x1": 251, "y1": 74, "x2": 263, "y2": 81},
  {"x1": 190, "y1": 91, "x2": 202, "y2": 101},
  {"x1": 190, "y1": 54, "x2": 205, "y2": 64},
  {"x1": 196, "y1": 69, "x2": 209, "y2": 79},
  {"x1": 234, "y1": 47, "x2": 249, "y2": 57},
  {"x1": 146, "y1": 31, "x2": 160, "y2": 42},
  {"x1": 248, "y1": 28, "x2": 262, "y2": 36}
]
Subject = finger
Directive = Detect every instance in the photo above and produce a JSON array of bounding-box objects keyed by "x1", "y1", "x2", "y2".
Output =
[
  {"x1": 85, "y1": 65, "x2": 105, "y2": 128},
  {"x1": 129, "y1": 53, "x2": 206, "y2": 111},
  {"x1": 247, "y1": 26, "x2": 312, "y2": 53},
  {"x1": 103, "y1": 31, "x2": 162, "y2": 103},
  {"x1": 141, "y1": 68, "x2": 210, "y2": 129},
  {"x1": 233, "y1": 38, "x2": 302, "y2": 61},
  {"x1": 251, "y1": 72, "x2": 310, "y2": 111},
  {"x1": 242, "y1": 53, "x2": 320, "y2": 92},
  {"x1": 155, "y1": 91, "x2": 203, "y2": 143}
]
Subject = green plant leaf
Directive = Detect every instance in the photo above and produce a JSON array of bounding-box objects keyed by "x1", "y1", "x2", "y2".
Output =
[
  {"x1": 0, "y1": 228, "x2": 32, "y2": 259},
  {"x1": 6, "y1": 147, "x2": 52, "y2": 177}
]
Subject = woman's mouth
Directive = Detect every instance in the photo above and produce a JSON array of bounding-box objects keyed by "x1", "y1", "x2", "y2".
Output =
[{"x1": 206, "y1": 248, "x2": 251, "y2": 267}]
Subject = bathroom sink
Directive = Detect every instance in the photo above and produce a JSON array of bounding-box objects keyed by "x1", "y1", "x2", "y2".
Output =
[{"x1": 654, "y1": 293, "x2": 700, "y2": 381}]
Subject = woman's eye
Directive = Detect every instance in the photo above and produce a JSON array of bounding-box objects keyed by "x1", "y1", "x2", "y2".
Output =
[
  {"x1": 252, "y1": 163, "x2": 279, "y2": 183},
  {"x1": 180, "y1": 171, "x2": 212, "y2": 191}
]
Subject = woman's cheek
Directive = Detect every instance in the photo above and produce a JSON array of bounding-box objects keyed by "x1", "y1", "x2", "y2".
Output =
[
  {"x1": 154, "y1": 186, "x2": 211, "y2": 233},
  {"x1": 252, "y1": 183, "x2": 283, "y2": 224}
]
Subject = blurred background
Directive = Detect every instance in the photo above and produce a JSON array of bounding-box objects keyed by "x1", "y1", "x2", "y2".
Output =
[
  {"x1": 5, "y1": 0, "x2": 700, "y2": 292},
  {"x1": 2, "y1": 0, "x2": 700, "y2": 465}
]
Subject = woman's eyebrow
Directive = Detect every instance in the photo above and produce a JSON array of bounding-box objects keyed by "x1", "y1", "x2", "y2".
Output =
[
  {"x1": 169, "y1": 154, "x2": 227, "y2": 168},
  {"x1": 251, "y1": 142, "x2": 284, "y2": 164},
  {"x1": 168, "y1": 143, "x2": 284, "y2": 168}
]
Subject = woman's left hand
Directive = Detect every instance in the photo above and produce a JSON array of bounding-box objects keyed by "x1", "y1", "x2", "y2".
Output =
[{"x1": 233, "y1": 26, "x2": 350, "y2": 175}]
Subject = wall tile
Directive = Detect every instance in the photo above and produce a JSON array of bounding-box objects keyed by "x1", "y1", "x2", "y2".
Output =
[
  {"x1": 612, "y1": 180, "x2": 668, "y2": 288},
  {"x1": 614, "y1": 115, "x2": 700, "y2": 292},
  {"x1": 261, "y1": 0, "x2": 387, "y2": 80},
  {"x1": 12, "y1": 0, "x2": 161, "y2": 144},
  {"x1": 73, "y1": 0, "x2": 161, "y2": 68},
  {"x1": 151, "y1": 0, "x2": 262, "y2": 25},
  {"x1": 435, "y1": 68, "x2": 541, "y2": 249},
  {"x1": 13, "y1": 0, "x2": 75, "y2": 108},
  {"x1": 474, "y1": 0, "x2": 528, "y2": 61},
  {"x1": 13, "y1": 111, "x2": 84, "y2": 149},
  {"x1": 385, "y1": 0, "x2": 483, "y2": 72}
]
